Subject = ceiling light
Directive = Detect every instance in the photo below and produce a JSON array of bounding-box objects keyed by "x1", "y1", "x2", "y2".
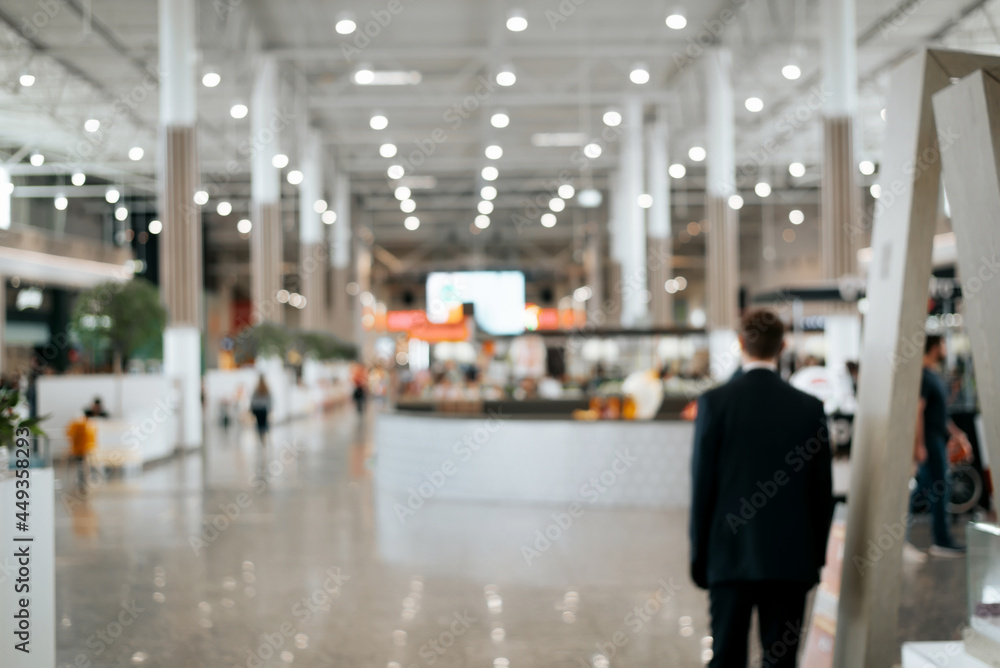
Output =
[
  {"x1": 482, "y1": 166, "x2": 499, "y2": 181},
  {"x1": 217, "y1": 201, "x2": 232, "y2": 216},
  {"x1": 688, "y1": 146, "x2": 706, "y2": 162},
  {"x1": 541, "y1": 213, "x2": 557, "y2": 227},
  {"x1": 637, "y1": 194, "x2": 653, "y2": 208},
  {"x1": 578, "y1": 189, "x2": 602, "y2": 208},
  {"x1": 549, "y1": 198, "x2": 566, "y2": 212},
  {"x1": 870, "y1": 184, "x2": 882, "y2": 198},
  {"x1": 380, "y1": 143, "x2": 398, "y2": 158},
  {"x1": 485, "y1": 145, "x2": 503, "y2": 160},
  {"x1": 387, "y1": 164, "x2": 405, "y2": 179},
  {"x1": 532, "y1": 132, "x2": 588, "y2": 147},
  {"x1": 496, "y1": 66, "x2": 516, "y2": 87},
  {"x1": 394, "y1": 186, "x2": 411, "y2": 200},
  {"x1": 491, "y1": 111, "x2": 510, "y2": 128},
  {"x1": 370, "y1": 113, "x2": 388, "y2": 130},
  {"x1": 237, "y1": 218, "x2": 252, "y2": 233},
  {"x1": 19, "y1": 73, "x2": 35, "y2": 87},
  {"x1": 506, "y1": 9, "x2": 527, "y2": 32},
  {"x1": 404, "y1": 216, "x2": 420, "y2": 230},
  {"x1": 128, "y1": 146, "x2": 144, "y2": 161},
  {"x1": 54, "y1": 195, "x2": 68, "y2": 211},
  {"x1": 754, "y1": 182, "x2": 772, "y2": 197},
  {"x1": 665, "y1": 7, "x2": 687, "y2": 29},
  {"x1": 84, "y1": 119, "x2": 100, "y2": 133},
  {"x1": 603, "y1": 110, "x2": 622, "y2": 127},
  {"x1": 745, "y1": 97, "x2": 764, "y2": 112},
  {"x1": 675, "y1": 276, "x2": 688, "y2": 290},
  {"x1": 272, "y1": 153, "x2": 289, "y2": 168},
  {"x1": 583, "y1": 143, "x2": 602, "y2": 159},
  {"x1": 322, "y1": 210, "x2": 337, "y2": 224},
  {"x1": 105, "y1": 188, "x2": 120, "y2": 203},
  {"x1": 665, "y1": 279, "x2": 678, "y2": 294},
  {"x1": 148, "y1": 219, "x2": 162, "y2": 234},
  {"x1": 859, "y1": 160, "x2": 875, "y2": 175},
  {"x1": 335, "y1": 17, "x2": 357, "y2": 34},
  {"x1": 115, "y1": 206, "x2": 129, "y2": 221},
  {"x1": 475, "y1": 214, "x2": 490, "y2": 229},
  {"x1": 789, "y1": 209, "x2": 804, "y2": 225},
  {"x1": 230, "y1": 103, "x2": 248, "y2": 119},
  {"x1": 287, "y1": 170, "x2": 304, "y2": 185},
  {"x1": 668, "y1": 163, "x2": 686, "y2": 178},
  {"x1": 193, "y1": 190, "x2": 209, "y2": 205},
  {"x1": 789, "y1": 162, "x2": 806, "y2": 177},
  {"x1": 728, "y1": 194, "x2": 744, "y2": 210},
  {"x1": 313, "y1": 199, "x2": 328, "y2": 213},
  {"x1": 354, "y1": 65, "x2": 375, "y2": 85},
  {"x1": 481, "y1": 186, "x2": 497, "y2": 200},
  {"x1": 558, "y1": 184, "x2": 575, "y2": 199},
  {"x1": 880, "y1": 108, "x2": 887, "y2": 121},
  {"x1": 629, "y1": 63, "x2": 650, "y2": 84},
  {"x1": 782, "y1": 64, "x2": 801, "y2": 80},
  {"x1": 71, "y1": 172, "x2": 86, "y2": 186},
  {"x1": 400, "y1": 199, "x2": 416, "y2": 213},
  {"x1": 202, "y1": 71, "x2": 221, "y2": 87},
  {"x1": 29, "y1": 153, "x2": 44, "y2": 166},
  {"x1": 478, "y1": 201, "x2": 494, "y2": 214}
]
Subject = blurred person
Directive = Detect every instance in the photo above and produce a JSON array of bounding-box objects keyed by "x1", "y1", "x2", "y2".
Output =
[
  {"x1": 690, "y1": 309, "x2": 833, "y2": 668},
  {"x1": 84, "y1": 396, "x2": 109, "y2": 418},
  {"x1": 352, "y1": 366, "x2": 368, "y2": 414},
  {"x1": 66, "y1": 411, "x2": 97, "y2": 489},
  {"x1": 250, "y1": 377, "x2": 272, "y2": 448},
  {"x1": 909, "y1": 335, "x2": 972, "y2": 557}
]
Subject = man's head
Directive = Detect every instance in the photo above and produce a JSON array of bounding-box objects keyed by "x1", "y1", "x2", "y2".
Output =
[
  {"x1": 739, "y1": 309, "x2": 786, "y2": 362},
  {"x1": 924, "y1": 334, "x2": 945, "y2": 365}
]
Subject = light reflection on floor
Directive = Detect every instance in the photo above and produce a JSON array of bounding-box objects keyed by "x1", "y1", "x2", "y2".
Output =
[{"x1": 53, "y1": 408, "x2": 966, "y2": 667}]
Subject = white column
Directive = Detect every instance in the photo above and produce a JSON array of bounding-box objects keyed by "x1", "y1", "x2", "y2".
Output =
[
  {"x1": 299, "y1": 128, "x2": 326, "y2": 330},
  {"x1": 647, "y1": 107, "x2": 672, "y2": 326},
  {"x1": 159, "y1": 0, "x2": 202, "y2": 449},
  {"x1": 330, "y1": 170, "x2": 353, "y2": 342},
  {"x1": 250, "y1": 55, "x2": 283, "y2": 325},
  {"x1": 620, "y1": 96, "x2": 648, "y2": 328},
  {"x1": 705, "y1": 48, "x2": 740, "y2": 379}
]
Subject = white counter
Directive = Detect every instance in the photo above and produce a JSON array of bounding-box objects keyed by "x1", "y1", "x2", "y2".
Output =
[{"x1": 374, "y1": 412, "x2": 695, "y2": 508}]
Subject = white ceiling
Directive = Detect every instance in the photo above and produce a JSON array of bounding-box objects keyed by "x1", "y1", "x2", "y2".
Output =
[{"x1": 1, "y1": 0, "x2": 999, "y2": 250}]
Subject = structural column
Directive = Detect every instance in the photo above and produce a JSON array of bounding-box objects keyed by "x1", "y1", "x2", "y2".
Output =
[
  {"x1": 158, "y1": 0, "x2": 202, "y2": 449},
  {"x1": 250, "y1": 55, "x2": 284, "y2": 325},
  {"x1": 647, "y1": 107, "x2": 673, "y2": 327},
  {"x1": 605, "y1": 168, "x2": 624, "y2": 328},
  {"x1": 705, "y1": 48, "x2": 740, "y2": 378},
  {"x1": 619, "y1": 96, "x2": 648, "y2": 328},
  {"x1": 299, "y1": 128, "x2": 326, "y2": 331},
  {"x1": 330, "y1": 170, "x2": 353, "y2": 342}
]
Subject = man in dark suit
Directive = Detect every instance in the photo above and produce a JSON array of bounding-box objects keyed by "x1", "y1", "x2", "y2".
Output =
[{"x1": 690, "y1": 309, "x2": 834, "y2": 668}]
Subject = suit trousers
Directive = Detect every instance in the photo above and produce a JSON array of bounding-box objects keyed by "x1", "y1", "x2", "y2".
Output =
[{"x1": 708, "y1": 581, "x2": 811, "y2": 668}]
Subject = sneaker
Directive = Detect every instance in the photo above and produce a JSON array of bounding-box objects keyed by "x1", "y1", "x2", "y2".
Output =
[
  {"x1": 903, "y1": 542, "x2": 928, "y2": 564},
  {"x1": 928, "y1": 544, "x2": 966, "y2": 558}
]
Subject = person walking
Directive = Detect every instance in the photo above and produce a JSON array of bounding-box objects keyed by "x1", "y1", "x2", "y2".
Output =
[
  {"x1": 909, "y1": 335, "x2": 970, "y2": 557},
  {"x1": 250, "y1": 377, "x2": 272, "y2": 449},
  {"x1": 66, "y1": 411, "x2": 97, "y2": 489},
  {"x1": 689, "y1": 309, "x2": 834, "y2": 668}
]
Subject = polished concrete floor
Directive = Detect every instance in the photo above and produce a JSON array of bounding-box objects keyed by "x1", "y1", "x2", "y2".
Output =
[{"x1": 54, "y1": 408, "x2": 969, "y2": 667}]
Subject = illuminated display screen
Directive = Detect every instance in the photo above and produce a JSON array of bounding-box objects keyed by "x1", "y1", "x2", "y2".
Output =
[{"x1": 426, "y1": 271, "x2": 526, "y2": 335}]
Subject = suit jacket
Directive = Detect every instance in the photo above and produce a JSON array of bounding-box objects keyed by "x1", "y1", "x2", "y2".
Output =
[{"x1": 689, "y1": 368, "x2": 834, "y2": 589}]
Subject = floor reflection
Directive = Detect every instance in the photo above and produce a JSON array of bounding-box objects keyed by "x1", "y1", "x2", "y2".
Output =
[{"x1": 52, "y1": 407, "x2": 966, "y2": 667}]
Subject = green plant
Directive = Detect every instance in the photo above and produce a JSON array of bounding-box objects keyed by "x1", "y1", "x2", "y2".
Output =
[
  {"x1": 0, "y1": 387, "x2": 47, "y2": 448},
  {"x1": 233, "y1": 322, "x2": 292, "y2": 365},
  {"x1": 72, "y1": 278, "x2": 167, "y2": 371},
  {"x1": 295, "y1": 331, "x2": 357, "y2": 361}
]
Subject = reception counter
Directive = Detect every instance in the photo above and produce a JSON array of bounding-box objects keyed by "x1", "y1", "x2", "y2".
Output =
[{"x1": 374, "y1": 410, "x2": 695, "y2": 509}]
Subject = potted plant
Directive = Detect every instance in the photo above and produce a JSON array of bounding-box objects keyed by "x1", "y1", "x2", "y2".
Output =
[{"x1": 0, "y1": 386, "x2": 47, "y2": 472}]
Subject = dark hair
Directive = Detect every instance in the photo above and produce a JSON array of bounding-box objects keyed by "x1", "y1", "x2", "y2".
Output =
[
  {"x1": 740, "y1": 309, "x2": 785, "y2": 360},
  {"x1": 924, "y1": 334, "x2": 943, "y2": 354}
]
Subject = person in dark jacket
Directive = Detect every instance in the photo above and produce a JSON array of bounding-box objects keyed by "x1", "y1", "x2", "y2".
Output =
[{"x1": 690, "y1": 309, "x2": 834, "y2": 668}]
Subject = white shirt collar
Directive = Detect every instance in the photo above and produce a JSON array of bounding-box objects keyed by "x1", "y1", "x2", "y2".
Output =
[{"x1": 742, "y1": 360, "x2": 778, "y2": 372}]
